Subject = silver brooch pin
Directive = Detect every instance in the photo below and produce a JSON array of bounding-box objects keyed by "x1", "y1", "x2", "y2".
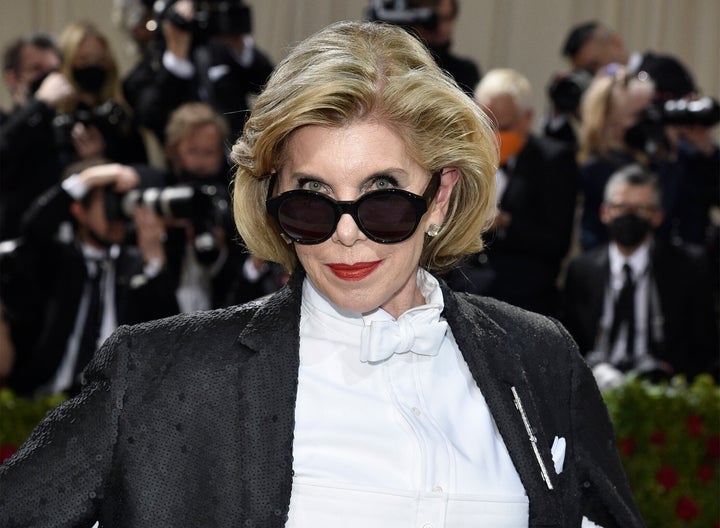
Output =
[{"x1": 511, "y1": 386, "x2": 554, "y2": 490}]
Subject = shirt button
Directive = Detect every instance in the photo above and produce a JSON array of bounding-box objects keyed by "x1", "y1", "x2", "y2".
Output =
[{"x1": 411, "y1": 407, "x2": 421, "y2": 416}]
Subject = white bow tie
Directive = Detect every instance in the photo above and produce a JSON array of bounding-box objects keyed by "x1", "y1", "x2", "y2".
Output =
[{"x1": 360, "y1": 307, "x2": 448, "y2": 363}]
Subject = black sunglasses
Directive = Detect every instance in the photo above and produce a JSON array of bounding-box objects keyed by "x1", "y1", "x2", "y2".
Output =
[{"x1": 266, "y1": 171, "x2": 441, "y2": 244}]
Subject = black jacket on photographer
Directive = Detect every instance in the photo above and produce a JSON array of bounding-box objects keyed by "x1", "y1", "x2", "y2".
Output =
[{"x1": 125, "y1": 34, "x2": 274, "y2": 144}]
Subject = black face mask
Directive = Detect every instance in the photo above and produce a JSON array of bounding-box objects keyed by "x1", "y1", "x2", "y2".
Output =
[
  {"x1": 72, "y1": 65, "x2": 107, "y2": 93},
  {"x1": 607, "y1": 213, "x2": 652, "y2": 248}
]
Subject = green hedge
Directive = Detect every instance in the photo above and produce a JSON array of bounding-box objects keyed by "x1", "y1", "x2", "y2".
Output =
[
  {"x1": 0, "y1": 388, "x2": 66, "y2": 461},
  {"x1": 603, "y1": 375, "x2": 720, "y2": 527},
  {"x1": 1, "y1": 376, "x2": 719, "y2": 526}
]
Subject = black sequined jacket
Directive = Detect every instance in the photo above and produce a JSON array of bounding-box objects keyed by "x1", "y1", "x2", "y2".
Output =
[{"x1": 0, "y1": 270, "x2": 644, "y2": 528}]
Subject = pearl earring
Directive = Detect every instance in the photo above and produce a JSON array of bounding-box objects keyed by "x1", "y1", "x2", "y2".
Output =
[{"x1": 426, "y1": 224, "x2": 442, "y2": 237}]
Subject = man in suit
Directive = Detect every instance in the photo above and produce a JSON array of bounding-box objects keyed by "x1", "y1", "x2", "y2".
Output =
[
  {"x1": 0, "y1": 162, "x2": 179, "y2": 395},
  {"x1": 446, "y1": 68, "x2": 578, "y2": 317},
  {"x1": 563, "y1": 164, "x2": 717, "y2": 388}
]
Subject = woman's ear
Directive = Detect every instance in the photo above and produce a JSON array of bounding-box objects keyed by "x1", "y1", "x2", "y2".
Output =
[{"x1": 428, "y1": 167, "x2": 460, "y2": 225}]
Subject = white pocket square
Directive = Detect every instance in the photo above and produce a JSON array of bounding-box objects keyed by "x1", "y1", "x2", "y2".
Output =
[{"x1": 551, "y1": 436, "x2": 566, "y2": 475}]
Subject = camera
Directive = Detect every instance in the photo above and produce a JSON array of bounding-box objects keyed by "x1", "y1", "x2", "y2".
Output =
[
  {"x1": 105, "y1": 183, "x2": 230, "y2": 262},
  {"x1": 661, "y1": 96, "x2": 720, "y2": 127},
  {"x1": 547, "y1": 69, "x2": 594, "y2": 115},
  {"x1": 52, "y1": 100, "x2": 134, "y2": 151},
  {"x1": 365, "y1": 0, "x2": 438, "y2": 31},
  {"x1": 106, "y1": 183, "x2": 228, "y2": 224},
  {"x1": 153, "y1": 0, "x2": 252, "y2": 38},
  {"x1": 625, "y1": 96, "x2": 720, "y2": 157}
]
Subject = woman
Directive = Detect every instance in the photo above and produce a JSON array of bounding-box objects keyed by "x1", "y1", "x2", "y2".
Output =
[
  {"x1": 0, "y1": 21, "x2": 642, "y2": 527},
  {"x1": 54, "y1": 21, "x2": 147, "y2": 169},
  {"x1": 576, "y1": 64, "x2": 656, "y2": 251}
]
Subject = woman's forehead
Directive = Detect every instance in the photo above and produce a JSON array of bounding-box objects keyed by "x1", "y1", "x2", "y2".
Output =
[{"x1": 280, "y1": 121, "x2": 418, "y2": 177}]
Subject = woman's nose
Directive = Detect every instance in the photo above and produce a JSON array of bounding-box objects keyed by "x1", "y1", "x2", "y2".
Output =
[{"x1": 332, "y1": 212, "x2": 366, "y2": 246}]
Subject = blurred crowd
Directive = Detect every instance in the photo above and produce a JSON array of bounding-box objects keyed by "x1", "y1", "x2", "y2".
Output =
[{"x1": 0, "y1": 0, "x2": 718, "y2": 398}]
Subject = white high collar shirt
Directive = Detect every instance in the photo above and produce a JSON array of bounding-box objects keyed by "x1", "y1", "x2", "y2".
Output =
[{"x1": 286, "y1": 269, "x2": 528, "y2": 528}]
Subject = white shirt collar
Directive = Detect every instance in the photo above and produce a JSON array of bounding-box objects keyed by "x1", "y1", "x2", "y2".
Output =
[
  {"x1": 608, "y1": 239, "x2": 651, "y2": 280},
  {"x1": 302, "y1": 268, "x2": 444, "y2": 323}
]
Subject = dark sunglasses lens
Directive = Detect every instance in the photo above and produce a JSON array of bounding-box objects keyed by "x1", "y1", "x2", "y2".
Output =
[
  {"x1": 358, "y1": 193, "x2": 419, "y2": 242},
  {"x1": 277, "y1": 194, "x2": 335, "y2": 242}
]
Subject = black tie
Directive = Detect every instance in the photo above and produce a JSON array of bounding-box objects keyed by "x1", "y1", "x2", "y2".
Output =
[
  {"x1": 609, "y1": 263, "x2": 636, "y2": 369},
  {"x1": 75, "y1": 261, "x2": 105, "y2": 384}
]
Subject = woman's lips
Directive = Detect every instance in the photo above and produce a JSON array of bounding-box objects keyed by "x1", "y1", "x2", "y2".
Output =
[{"x1": 327, "y1": 261, "x2": 381, "y2": 281}]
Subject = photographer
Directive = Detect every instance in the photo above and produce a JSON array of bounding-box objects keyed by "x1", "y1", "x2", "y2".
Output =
[
  {"x1": 577, "y1": 64, "x2": 719, "y2": 253},
  {"x1": 0, "y1": 33, "x2": 75, "y2": 240},
  {"x1": 127, "y1": 102, "x2": 280, "y2": 311},
  {"x1": 366, "y1": 0, "x2": 480, "y2": 97},
  {"x1": 53, "y1": 21, "x2": 148, "y2": 171},
  {"x1": 0, "y1": 161, "x2": 178, "y2": 397},
  {"x1": 125, "y1": 0, "x2": 274, "y2": 143}
]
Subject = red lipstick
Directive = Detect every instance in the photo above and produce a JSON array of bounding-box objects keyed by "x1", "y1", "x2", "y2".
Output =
[{"x1": 327, "y1": 261, "x2": 380, "y2": 281}]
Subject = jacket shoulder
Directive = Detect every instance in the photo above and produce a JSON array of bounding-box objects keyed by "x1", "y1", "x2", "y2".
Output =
[
  {"x1": 449, "y1": 290, "x2": 575, "y2": 351},
  {"x1": 120, "y1": 298, "x2": 267, "y2": 342}
]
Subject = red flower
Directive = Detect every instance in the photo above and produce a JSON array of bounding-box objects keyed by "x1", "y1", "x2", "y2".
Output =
[
  {"x1": 675, "y1": 495, "x2": 700, "y2": 521},
  {"x1": 698, "y1": 465, "x2": 714, "y2": 483},
  {"x1": 649, "y1": 430, "x2": 666, "y2": 447},
  {"x1": 708, "y1": 435, "x2": 720, "y2": 458},
  {"x1": 685, "y1": 414, "x2": 704, "y2": 437},
  {"x1": 619, "y1": 436, "x2": 637, "y2": 456},
  {"x1": 657, "y1": 465, "x2": 679, "y2": 490},
  {"x1": 0, "y1": 443, "x2": 17, "y2": 463}
]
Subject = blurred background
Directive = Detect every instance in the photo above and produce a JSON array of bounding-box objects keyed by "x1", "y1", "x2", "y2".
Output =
[{"x1": 1, "y1": 0, "x2": 718, "y2": 134}]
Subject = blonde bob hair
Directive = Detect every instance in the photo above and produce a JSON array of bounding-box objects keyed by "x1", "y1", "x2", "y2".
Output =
[{"x1": 232, "y1": 21, "x2": 498, "y2": 273}]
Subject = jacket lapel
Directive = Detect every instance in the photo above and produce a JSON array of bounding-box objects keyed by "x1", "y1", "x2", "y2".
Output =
[
  {"x1": 234, "y1": 271, "x2": 304, "y2": 525},
  {"x1": 441, "y1": 284, "x2": 563, "y2": 525}
]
